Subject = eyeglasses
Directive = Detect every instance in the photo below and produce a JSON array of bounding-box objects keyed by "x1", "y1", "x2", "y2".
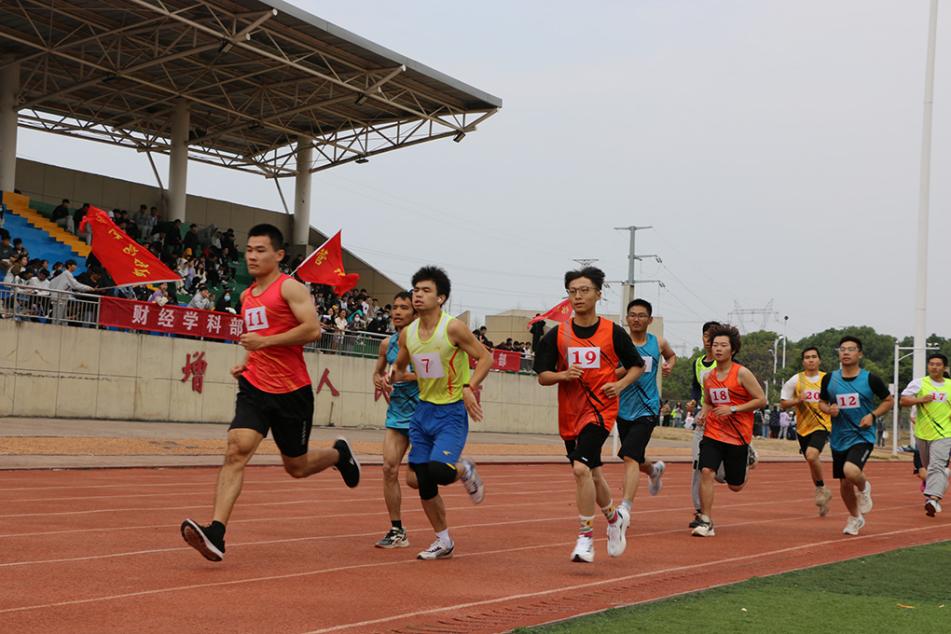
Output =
[{"x1": 566, "y1": 287, "x2": 596, "y2": 296}]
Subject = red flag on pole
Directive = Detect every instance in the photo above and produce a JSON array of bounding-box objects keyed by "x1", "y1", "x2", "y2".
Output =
[
  {"x1": 79, "y1": 206, "x2": 181, "y2": 287},
  {"x1": 528, "y1": 298, "x2": 573, "y2": 326},
  {"x1": 293, "y1": 230, "x2": 360, "y2": 295}
]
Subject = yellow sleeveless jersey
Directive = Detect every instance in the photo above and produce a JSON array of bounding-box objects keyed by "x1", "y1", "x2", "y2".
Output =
[
  {"x1": 406, "y1": 311, "x2": 470, "y2": 405},
  {"x1": 795, "y1": 371, "x2": 831, "y2": 435},
  {"x1": 913, "y1": 376, "x2": 951, "y2": 441}
]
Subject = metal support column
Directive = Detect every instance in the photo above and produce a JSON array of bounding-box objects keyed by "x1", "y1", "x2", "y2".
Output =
[{"x1": 167, "y1": 100, "x2": 189, "y2": 221}]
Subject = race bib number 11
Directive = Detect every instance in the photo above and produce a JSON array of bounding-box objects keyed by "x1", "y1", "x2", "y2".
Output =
[{"x1": 568, "y1": 347, "x2": 601, "y2": 369}]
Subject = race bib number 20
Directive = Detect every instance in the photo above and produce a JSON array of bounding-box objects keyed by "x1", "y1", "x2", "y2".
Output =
[{"x1": 801, "y1": 389, "x2": 821, "y2": 403}]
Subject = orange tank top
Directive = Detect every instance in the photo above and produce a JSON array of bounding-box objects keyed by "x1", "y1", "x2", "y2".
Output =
[
  {"x1": 555, "y1": 318, "x2": 620, "y2": 440},
  {"x1": 241, "y1": 274, "x2": 311, "y2": 394},
  {"x1": 703, "y1": 362, "x2": 754, "y2": 445}
]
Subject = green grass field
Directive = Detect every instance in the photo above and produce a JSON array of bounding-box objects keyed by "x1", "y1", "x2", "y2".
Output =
[{"x1": 522, "y1": 541, "x2": 950, "y2": 633}]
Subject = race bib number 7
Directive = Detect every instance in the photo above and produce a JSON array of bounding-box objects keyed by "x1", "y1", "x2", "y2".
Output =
[
  {"x1": 710, "y1": 387, "x2": 731, "y2": 405},
  {"x1": 567, "y1": 347, "x2": 601, "y2": 369},
  {"x1": 412, "y1": 352, "x2": 445, "y2": 379},
  {"x1": 836, "y1": 393, "x2": 861, "y2": 409}
]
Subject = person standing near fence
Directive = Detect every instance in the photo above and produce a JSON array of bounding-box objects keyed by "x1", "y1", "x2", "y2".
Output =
[
  {"x1": 818, "y1": 336, "x2": 894, "y2": 536},
  {"x1": 372, "y1": 291, "x2": 421, "y2": 548},
  {"x1": 780, "y1": 347, "x2": 833, "y2": 516},
  {"x1": 899, "y1": 352, "x2": 951, "y2": 517},
  {"x1": 616, "y1": 298, "x2": 675, "y2": 521},
  {"x1": 180, "y1": 224, "x2": 361, "y2": 562},
  {"x1": 48, "y1": 259, "x2": 93, "y2": 324},
  {"x1": 392, "y1": 266, "x2": 491, "y2": 560}
]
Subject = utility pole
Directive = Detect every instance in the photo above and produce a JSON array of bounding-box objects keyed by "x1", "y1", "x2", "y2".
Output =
[{"x1": 614, "y1": 225, "x2": 660, "y2": 316}]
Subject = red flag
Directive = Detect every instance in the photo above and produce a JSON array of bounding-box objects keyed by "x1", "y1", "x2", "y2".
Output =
[
  {"x1": 528, "y1": 298, "x2": 573, "y2": 326},
  {"x1": 293, "y1": 230, "x2": 360, "y2": 295},
  {"x1": 79, "y1": 206, "x2": 180, "y2": 287}
]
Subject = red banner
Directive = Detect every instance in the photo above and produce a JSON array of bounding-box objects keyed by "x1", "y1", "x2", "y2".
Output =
[
  {"x1": 98, "y1": 296, "x2": 245, "y2": 341},
  {"x1": 79, "y1": 206, "x2": 181, "y2": 287},
  {"x1": 528, "y1": 298, "x2": 572, "y2": 326},
  {"x1": 469, "y1": 348, "x2": 523, "y2": 373}
]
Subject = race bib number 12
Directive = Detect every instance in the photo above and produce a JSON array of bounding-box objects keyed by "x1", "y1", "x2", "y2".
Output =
[{"x1": 836, "y1": 393, "x2": 861, "y2": 409}]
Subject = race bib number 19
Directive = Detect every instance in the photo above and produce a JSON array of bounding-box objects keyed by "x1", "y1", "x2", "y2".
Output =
[
  {"x1": 412, "y1": 352, "x2": 445, "y2": 379},
  {"x1": 710, "y1": 387, "x2": 731, "y2": 405},
  {"x1": 568, "y1": 347, "x2": 601, "y2": 369},
  {"x1": 836, "y1": 393, "x2": 861, "y2": 409}
]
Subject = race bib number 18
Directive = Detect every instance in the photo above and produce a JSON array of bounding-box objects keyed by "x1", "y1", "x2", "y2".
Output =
[
  {"x1": 567, "y1": 347, "x2": 601, "y2": 369},
  {"x1": 710, "y1": 387, "x2": 731, "y2": 405},
  {"x1": 836, "y1": 393, "x2": 861, "y2": 409},
  {"x1": 412, "y1": 352, "x2": 445, "y2": 379}
]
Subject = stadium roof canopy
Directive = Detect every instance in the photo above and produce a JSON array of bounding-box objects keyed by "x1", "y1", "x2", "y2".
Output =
[{"x1": 0, "y1": 0, "x2": 501, "y2": 178}]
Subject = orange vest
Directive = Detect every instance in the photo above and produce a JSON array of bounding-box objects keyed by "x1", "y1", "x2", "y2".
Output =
[
  {"x1": 555, "y1": 318, "x2": 620, "y2": 439},
  {"x1": 703, "y1": 362, "x2": 754, "y2": 445}
]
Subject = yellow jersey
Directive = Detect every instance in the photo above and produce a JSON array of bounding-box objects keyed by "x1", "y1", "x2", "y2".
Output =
[
  {"x1": 794, "y1": 371, "x2": 831, "y2": 436},
  {"x1": 406, "y1": 311, "x2": 470, "y2": 405}
]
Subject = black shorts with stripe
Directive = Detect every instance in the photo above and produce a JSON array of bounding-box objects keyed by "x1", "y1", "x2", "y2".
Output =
[{"x1": 230, "y1": 376, "x2": 314, "y2": 458}]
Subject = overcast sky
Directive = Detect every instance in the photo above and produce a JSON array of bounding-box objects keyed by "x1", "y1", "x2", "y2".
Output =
[{"x1": 17, "y1": 0, "x2": 951, "y2": 353}]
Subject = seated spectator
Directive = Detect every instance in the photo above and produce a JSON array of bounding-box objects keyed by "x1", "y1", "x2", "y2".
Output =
[
  {"x1": 52, "y1": 199, "x2": 74, "y2": 233},
  {"x1": 0, "y1": 234, "x2": 15, "y2": 276},
  {"x1": 73, "y1": 203, "x2": 90, "y2": 237},
  {"x1": 75, "y1": 268, "x2": 103, "y2": 289},
  {"x1": 335, "y1": 308, "x2": 349, "y2": 332},
  {"x1": 188, "y1": 286, "x2": 213, "y2": 310},
  {"x1": 183, "y1": 223, "x2": 200, "y2": 252},
  {"x1": 149, "y1": 283, "x2": 170, "y2": 306},
  {"x1": 214, "y1": 289, "x2": 235, "y2": 313},
  {"x1": 3, "y1": 255, "x2": 29, "y2": 284}
]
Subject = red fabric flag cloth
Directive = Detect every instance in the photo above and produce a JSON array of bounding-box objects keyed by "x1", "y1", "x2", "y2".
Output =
[
  {"x1": 528, "y1": 298, "x2": 573, "y2": 326},
  {"x1": 293, "y1": 230, "x2": 360, "y2": 295},
  {"x1": 79, "y1": 206, "x2": 181, "y2": 287}
]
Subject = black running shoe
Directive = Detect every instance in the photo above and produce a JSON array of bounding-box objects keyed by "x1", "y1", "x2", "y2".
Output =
[
  {"x1": 333, "y1": 437, "x2": 361, "y2": 488},
  {"x1": 688, "y1": 511, "x2": 703, "y2": 529},
  {"x1": 180, "y1": 519, "x2": 225, "y2": 562}
]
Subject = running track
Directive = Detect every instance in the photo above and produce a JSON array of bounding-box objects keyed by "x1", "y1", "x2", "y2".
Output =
[{"x1": 0, "y1": 462, "x2": 947, "y2": 633}]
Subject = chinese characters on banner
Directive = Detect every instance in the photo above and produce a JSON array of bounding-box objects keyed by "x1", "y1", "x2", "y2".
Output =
[
  {"x1": 78, "y1": 207, "x2": 180, "y2": 286},
  {"x1": 98, "y1": 296, "x2": 245, "y2": 341},
  {"x1": 181, "y1": 352, "x2": 208, "y2": 393},
  {"x1": 468, "y1": 349, "x2": 522, "y2": 373}
]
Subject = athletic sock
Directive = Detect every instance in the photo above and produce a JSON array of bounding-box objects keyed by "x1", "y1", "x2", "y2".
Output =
[
  {"x1": 436, "y1": 529, "x2": 452, "y2": 547},
  {"x1": 814, "y1": 479, "x2": 825, "y2": 488},
  {"x1": 601, "y1": 502, "x2": 618, "y2": 524},
  {"x1": 699, "y1": 514, "x2": 711, "y2": 523},
  {"x1": 620, "y1": 500, "x2": 633, "y2": 512},
  {"x1": 579, "y1": 515, "x2": 595, "y2": 536},
  {"x1": 391, "y1": 520, "x2": 403, "y2": 530}
]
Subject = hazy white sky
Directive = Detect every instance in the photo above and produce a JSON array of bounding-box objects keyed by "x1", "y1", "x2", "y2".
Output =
[{"x1": 17, "y1": 0, "x2": 951, "y2": 353}]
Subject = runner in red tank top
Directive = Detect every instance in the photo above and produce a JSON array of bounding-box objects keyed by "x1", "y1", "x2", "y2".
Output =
[
  {"x1": 181, "y1": 224, "x2": 362, "y2": 563},
  {"x1": 693, "y1": 324, "x2": 767, "y2": 537},
  {"x1": 535, "y1": 266, "x2": 644, "y2": 564}
]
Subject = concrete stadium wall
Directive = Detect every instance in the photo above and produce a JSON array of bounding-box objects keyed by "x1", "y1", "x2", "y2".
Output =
[
  {"x1": 0, "y1": 321, "x2": 558, "y2": 434},
  {"x1": 12, "y1": 158, "x2": 402, "y2": 301}
]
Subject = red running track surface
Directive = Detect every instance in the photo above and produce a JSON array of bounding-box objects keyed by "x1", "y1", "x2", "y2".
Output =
[{"x1": 0, "y1": 462, "x2": 947, "y2": 633}]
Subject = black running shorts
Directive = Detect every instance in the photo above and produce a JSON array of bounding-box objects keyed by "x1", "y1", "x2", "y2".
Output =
[
  {"x1": 797, "y1": 430, "x2": 829, "y2": 456},
  {"x1": 616, "y1": 415, "x2": 658, "y2": 463},
  {"x1": 831, "y1": 442, "x2": 874, "y2": 479},
  {"x1": 230, "y1": 376, "x2": 314, "y2": 458},
  {"x1": 564, "y1": 423, "x2": 610, "y2": 469},
  {"x1": 698, "y1": 436, "x2": 749, "y2": 486}
]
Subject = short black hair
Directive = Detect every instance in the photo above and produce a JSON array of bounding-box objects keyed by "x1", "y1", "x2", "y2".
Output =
[
  {"x1": 702, "y1": 321, "x2": 720, "y2": 335},
  {"x1": 564, "y1": 266, "x2": 605, "y2": 291},
  {"x1": 708, "y1": 323, "x2": 741, "y2": 356},
  {"x1": 927, "y1": 352, "x2": 948, "y2": 367},
  {"x1": 626, "y1": 298, "x2": 653, "y2": 316},
  {"x1": 247, "y1": 224, "x2": 284, "y2": 251},
  {"x1": 412, "y1": 266, "x2": 451, "y2": 299},
  {"x1": 393, "y1": 291, "x2": 413, "y2": 303},
  {"x1": 64, "y1": 259, "x2": 77, "y2": 267},
  {"x1": 801, "y1": 346, "x2": 821, "y2": 359},
  {"x1": 838, "y1": 335, "x2": 863, "y2": 352}
]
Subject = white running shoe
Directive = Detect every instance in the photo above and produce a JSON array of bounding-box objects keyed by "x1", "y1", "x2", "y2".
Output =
[
  {"x1": 606, "y1": 507, "x2": 630, "y2": 557},
  {"x1": 857, "y1": 481, "x2": 873, "y2": 514},
  {"x1": 459, "y1": 458, "x2": 485, "y2": 504},
  {"x1": 571, "y1": 534, "x2": 595, "y2": 563},
  {"x1": 925, "y1": 499, "x2": 942, "y2": 517},
  {"x1": 648, "y1": 461, "x2": 666, "y2": 496},
  {"x1": 815, "y1": 487, "x2": 832, "y2": 517},
  {"x1": 842, "y1": 514, "x2": 865, "y2": 536},
  {"x1": 691, "y1": 518, "x2": 715, "y2": 537},
  {"x1": 417, "y1": 539, "x2": 454, "y2": 560}
]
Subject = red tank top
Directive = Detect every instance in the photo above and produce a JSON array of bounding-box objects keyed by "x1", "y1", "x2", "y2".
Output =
[
  {"x1": 703, "y1": 362, "x2": 753, "y2": 445},
  {"x1": 241, "y1": 274, "x2": 311, "y2": 394},
  {"x1": 555, "y1": 318, "x2": 621, "y2": 439}
]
